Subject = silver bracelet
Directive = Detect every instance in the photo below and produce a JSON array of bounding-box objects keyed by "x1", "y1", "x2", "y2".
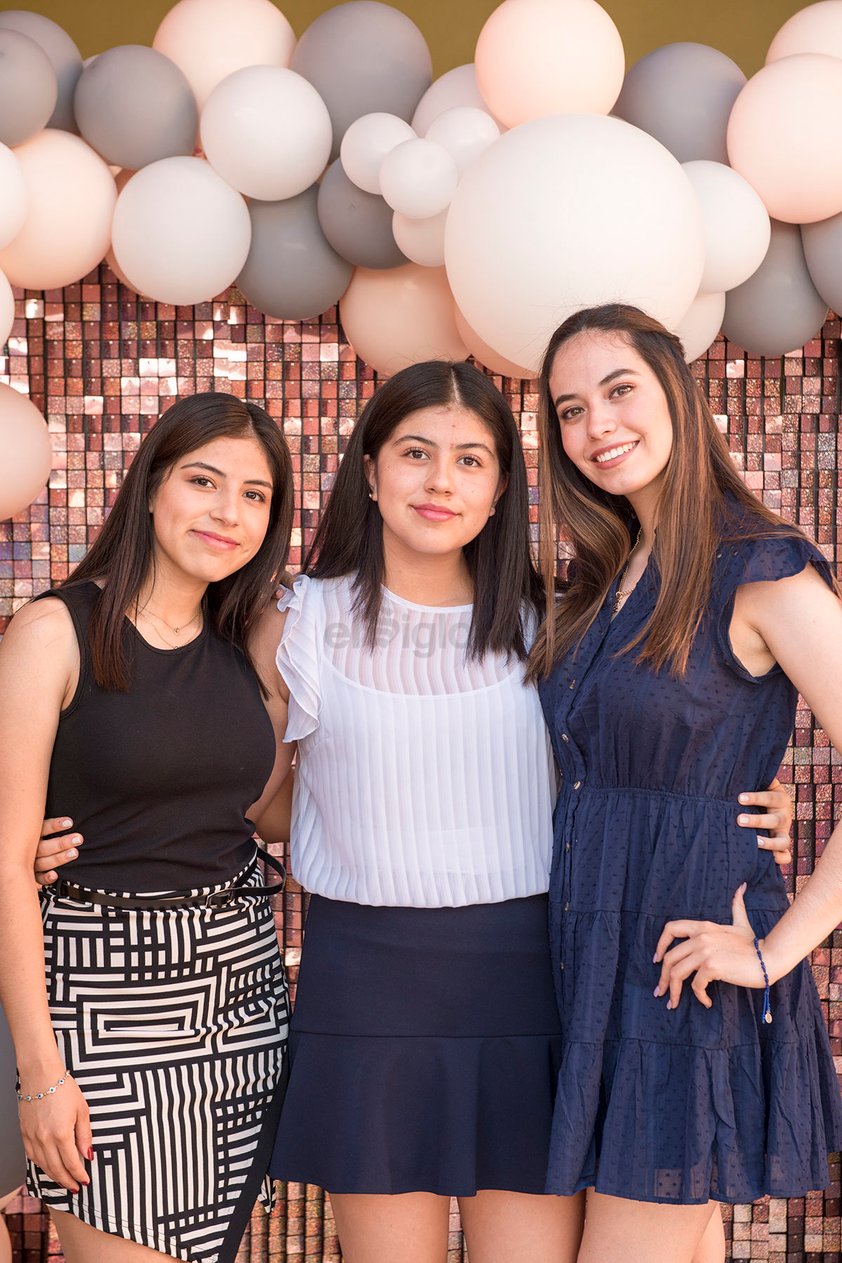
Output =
[{"x1": 17, "y1": 1068, "x2": 72, "y2": 1103}]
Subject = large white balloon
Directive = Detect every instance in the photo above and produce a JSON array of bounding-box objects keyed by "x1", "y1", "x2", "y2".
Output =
[
  {"x1": 475, "y1": 0, "x2": 625, "y2": 128},
  {"x1": 0, "y1": 143, "x2": 27, "y2": 249},
  {"x1": 445, "y1": 115, "x2": 704, "y2": 372},
  {"x1": 672, "y1": 290, "x2": 726, "y2": 363},
  {"x1": 681, "y1": 161, "x2": 770, "y2": 295},
  {"x1": 341, "y1": 113, "x2": 416, "y2": 195},
  {"x1": 425, "y1": 107, "x2": 500, "y2": 176},
  {"x1": 339, "y1": 263, "x2": 467, "y2": 376},
  {"x1": 111, "y1": 157, "x2": 251, "y2": 305},
  {"x1": 0, "y1": 131, "x2": 115, "y2": 290},
  {"x1": 380, "y1": 139, "x2": 459, "y2": 219},
  {"x1": 411, "y1": 64, "x2": 491, "y2": 134},
  {"x1": 153, "y1": 0, "x2": 295, "y2": 109},
  {"x1": 201, "y1": 66, "x2": 333, "y2": 201},
  {"x1": 727, "y1": 54, "x2": 842, "y2": 224},
  {"x1": 767, "y1": 1, "x2": 842, "y2": 62}
]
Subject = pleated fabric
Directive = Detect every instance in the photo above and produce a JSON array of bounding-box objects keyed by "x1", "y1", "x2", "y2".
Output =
[
  {"x1": 538, "y1": 526, "x2": 842, "y2": 1204},
  {"x1": 276, "y1": 575, "x2": 556, "y2": 908},
  {"x1": 27, "y1": 858, "x2": 289, "y2": 1262}
]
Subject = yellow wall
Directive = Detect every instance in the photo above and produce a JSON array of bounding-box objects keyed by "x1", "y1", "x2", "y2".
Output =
[{"x1": 25, "y1": 0, "x2": 810, "y2": 76}]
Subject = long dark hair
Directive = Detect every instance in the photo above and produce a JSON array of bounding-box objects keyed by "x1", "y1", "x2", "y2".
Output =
[
  {"x1": 528, "y1": 303, "x2": 808, "y2": 680},
  {"x1": 65, "y1": 392, "x2": 294, "y2": 691},
  {"x1": 306, "y1": 360, "x2": 543, "y2": 660}
]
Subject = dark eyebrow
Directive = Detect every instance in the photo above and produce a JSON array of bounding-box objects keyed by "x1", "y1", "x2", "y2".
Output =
[
  {"x1": 553, "y1": 367, "x2": 641, "y2": 409},
  {"x1": 393, "y1": 433, "x2": 496, "y2": 456},
  {"x1": 180, "y1": 460, "x2": 273, "y2": 490}
]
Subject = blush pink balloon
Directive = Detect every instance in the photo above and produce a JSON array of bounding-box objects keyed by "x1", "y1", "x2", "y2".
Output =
[
  {"x1": 454, "y1": 306, "x2": 534, "y2": 379},
  {"x1": 475, "y1": 0, "x2": 625, "y2": 127},
  {"x1": 0, "y1": 269, "x2": 15, "y2": 347},
  {"x1": 154, "y1": 0, "x2": 296, "y2": 109},
  {"x1": 340, "y1": 263, "x2": 468, "y2": 376},
  {"x1": 727, "y1": 54, "x2": 842, "y2": 224},
  {"x1": 0, "y1": 383, "x2": 52, "y2": 520},
  {"x1": 767, "y1": 1, "x2": 842, "y2": 62},
  {"x1": 0, "y1": 131, "x2": 115, "y2": 290}
]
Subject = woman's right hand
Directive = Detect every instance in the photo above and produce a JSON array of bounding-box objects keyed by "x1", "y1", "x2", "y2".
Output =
[
  {"x1": 34, "y1": 819, "x2": 82, "y2": 886},
  {"x1": 17, "y1": 1070, "x2": 92, "y2": 1192}
]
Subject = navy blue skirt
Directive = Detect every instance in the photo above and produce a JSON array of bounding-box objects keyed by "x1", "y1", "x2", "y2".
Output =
[{"x1": 270, "y1": 893, "x2": 563, "y2": 1195}]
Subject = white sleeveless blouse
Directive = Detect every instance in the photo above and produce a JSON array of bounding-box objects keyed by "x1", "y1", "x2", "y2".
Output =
[{"x1": 276, "y1": 575, "x2": 555, "y2": 908}]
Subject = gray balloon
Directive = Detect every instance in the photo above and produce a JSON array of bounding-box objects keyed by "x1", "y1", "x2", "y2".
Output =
[
  {"x1": 292, "y1": 1, "x2": 432, "y2": 160},
  {"x1": 0, "y1": 1011, "x2": 25, "y2": 1196},
  {"x1": 613, "y1": 42, "x2": 746, "y2": 164},
  {"x1": 74, "y1": 46, "x2": 198, "y2": 170},
  {"x1": 317, "y1": 159, "x2": 407, "y2": 269},
  {"x1": 802, "y1": 212, "x2": 842, "y2": 317},
  {"x1": 0, "y1": 10, "x2": 82, "y2": 133},
  {"x1": 722, "y1": 221, "x2": 828, "y2": 358},
  {"x1": 237, "y1": 187, "x2": 353, "y2": 321},
  {"x1": 0, "y1": 29, "x2": 58, "y2": 147}
]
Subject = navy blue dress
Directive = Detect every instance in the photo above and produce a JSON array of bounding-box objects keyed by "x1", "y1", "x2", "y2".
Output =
[{"x1": 538, "y1": 529, "x2": 842, "y2": 1205}]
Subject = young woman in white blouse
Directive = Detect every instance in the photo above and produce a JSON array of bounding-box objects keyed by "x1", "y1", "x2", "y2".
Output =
[{"x1": 33, "y1": 361, "x2": 792, "y2": 1263}]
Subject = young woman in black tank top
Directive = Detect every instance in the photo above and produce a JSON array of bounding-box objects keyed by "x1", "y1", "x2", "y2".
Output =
[{"x1": 0, "y1": 393, "x2": 296, "y2": 1263}]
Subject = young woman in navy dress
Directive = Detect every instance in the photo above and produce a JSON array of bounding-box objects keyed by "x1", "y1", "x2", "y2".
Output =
[{"x1": 531, "y1": 303, "x2": 842, "y2": 1262}]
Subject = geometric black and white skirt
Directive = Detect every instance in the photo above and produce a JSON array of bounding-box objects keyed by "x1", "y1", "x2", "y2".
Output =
[{"x1": 27, "y1": 856, "x2": 289, "y2": 1263}]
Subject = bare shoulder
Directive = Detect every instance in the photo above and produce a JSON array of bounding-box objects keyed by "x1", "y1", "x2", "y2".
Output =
[
  {"x1": 248, "y1": 597, "x2": 290, "y2": 700},
  {"x1": 2, "y1": 596, "x2": 76, "y2": 654}
]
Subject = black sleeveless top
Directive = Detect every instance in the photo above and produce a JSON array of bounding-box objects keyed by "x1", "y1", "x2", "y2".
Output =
[{"x1": 40, "y1": 582, "x2": 276, "y2": 892}]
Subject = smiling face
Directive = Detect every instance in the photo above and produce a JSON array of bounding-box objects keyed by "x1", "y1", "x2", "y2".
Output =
[
  {"x1": 548, "y1": 330, "x2": 674, "y2": 520},
  {"x1": 364, "y1": 404, "x2": 506, "y2": 567},
  {"x1": 148, "y1": 434, "x2": 274, "y2": 588}
]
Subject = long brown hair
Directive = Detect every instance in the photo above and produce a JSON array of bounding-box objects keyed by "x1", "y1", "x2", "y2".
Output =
[
  {"x1": 65, "y1": 392, "x2": 294, "y2": 691},
  {"x1": 528, "y1": 303, "x2": 805, "y2": 680},
  {"x1": 306, "y1": 360, "x2": 543, "y2": 661}
]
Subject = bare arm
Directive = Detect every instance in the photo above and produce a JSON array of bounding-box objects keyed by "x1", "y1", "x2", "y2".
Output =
[
  {"x1": 655, "y1": 564, "x2": 842, "y2": 1005},
  {"x1": 0, "y1": 600, "x2": 91, "y2": 1190},
  {"x1": 245, "y1": 601, "x2": 295, "y2": 847}
]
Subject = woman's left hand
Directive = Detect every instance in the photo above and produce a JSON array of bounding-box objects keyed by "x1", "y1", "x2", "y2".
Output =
[{"x1": 652, "y1": 885, "x2": 766, "y2": 1010}]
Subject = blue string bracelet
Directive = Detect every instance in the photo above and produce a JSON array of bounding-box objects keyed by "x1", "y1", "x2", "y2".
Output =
[{"x1": 753, "y1": 936, "x2": 773, "y2": 1024}]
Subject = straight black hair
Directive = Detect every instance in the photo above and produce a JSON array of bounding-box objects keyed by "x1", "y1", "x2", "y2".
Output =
[
  {"x1": 65, "y1": 392, "x2": 294, "y2": 692},
  {"x1": 305, "y1": 360, "x2": 543, "y2": 660}
]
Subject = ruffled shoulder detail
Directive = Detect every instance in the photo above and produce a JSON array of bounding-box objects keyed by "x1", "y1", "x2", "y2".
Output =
[
  {"x1": 276, "y1": 574, "x2": 322, "y2": 741},
  {"x1": 713, "y1": 532, "x2": 835, "y2": 682}
]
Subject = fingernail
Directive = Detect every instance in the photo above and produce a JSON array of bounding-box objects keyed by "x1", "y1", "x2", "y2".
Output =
[
  {"x1": 60, "y1": 818, "x2": 72, "y2": 827},
  {"x1": 738, "y1": 814, "x2": 749, "y2": 825},
  {"x1": 653, "y1": 986, "x2": 660, "y2": 997},
  {"x1": 87, "y1": 1147, "x2": 94, "y2": 1161},
  {"x1": 738, "y1": 794, "x2": 749, "y2": 804},
  {"x1": 757, "y1": 838, "x2": 766, "y2": 847},
  {"x1": 666, "y1": 1000, "x2": 673, "y2": 1011},
  {"x1": 68, "y1": 849, "x2": 77, "y2": 859}
]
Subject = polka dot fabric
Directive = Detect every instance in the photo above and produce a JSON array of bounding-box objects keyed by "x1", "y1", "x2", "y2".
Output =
[{"x1": 538, "y1": 526, "x2": 842, "y2": 1205}]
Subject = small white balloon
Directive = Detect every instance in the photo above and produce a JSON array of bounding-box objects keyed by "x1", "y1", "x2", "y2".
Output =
[
  {"x1": 380, "y1": 138, "x2": 459, "y2": 219},
  {"x1": 201, "y1": 66, "x2": 332, "y2": 202},
  {"x1": 392, "y1": 209, "x2": 448, "y2": 266},
  {"x1": 411, "y1": 64, "x2": 491, "y2": 134},
  {"x1": 682, "y1": 161, "x2": 770, "y2": 294},
  {"x1": 0, "y1": 143, "x2": 27, "y2": 249},
  {"x1": 672, "y1": 290, "x2": 726, "y2": 362},
  {"x1": 111, "y1": 156, "x2": 251, "y2": 305},
  {"x1": 0, "y1": 268, "x2": 15, "y2": 347},
  {"x1": 425, "y1": 107, "x2": 500, "y2": 176},
  {"x1": 340, "y1": 112, "x2": 416, "y2": 195}
]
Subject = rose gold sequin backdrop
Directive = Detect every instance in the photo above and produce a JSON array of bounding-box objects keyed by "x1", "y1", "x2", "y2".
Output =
[{"x1": 1, "y1": 271, "x2": 841, "y2": 1262}]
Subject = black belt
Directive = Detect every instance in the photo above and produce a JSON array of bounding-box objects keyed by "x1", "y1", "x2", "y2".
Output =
[{"x1": 48, "y1": 847, "x2": 286, "y2": 911}]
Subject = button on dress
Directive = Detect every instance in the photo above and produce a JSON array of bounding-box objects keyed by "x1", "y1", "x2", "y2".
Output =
[{"x1": 537, "y1": 531, "x2": 842, "y2": 1205}]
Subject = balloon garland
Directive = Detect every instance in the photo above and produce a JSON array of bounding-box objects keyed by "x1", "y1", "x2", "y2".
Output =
[{"x1": 1, "y1": 0, "x2": 842, "y2": 518}]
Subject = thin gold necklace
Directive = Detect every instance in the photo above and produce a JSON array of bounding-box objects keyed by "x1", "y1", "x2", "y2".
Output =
[
  {"x1": 612, "y1": 527, "x2": 644, "y2": 618},
  {"x1": 136, "y1": 604, "x2": 202, "y2": 638}
]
